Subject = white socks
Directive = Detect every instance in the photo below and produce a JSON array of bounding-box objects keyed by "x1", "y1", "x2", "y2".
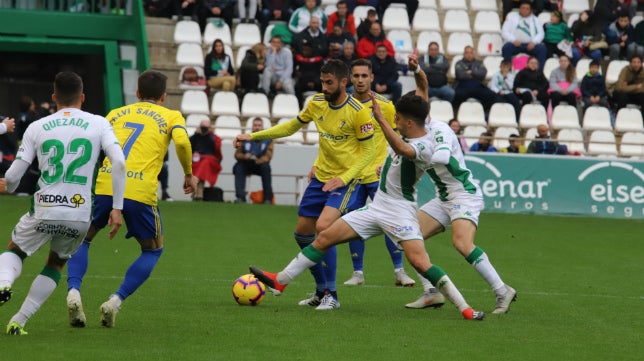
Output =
[
  {"x1": 0, "y1": 251, "x2": 23, "y2": 289},
  {"x1": 10, "y1": 274, "x2": 57, "y2": 326},
  {"x1": 434, "y1": 275, "x2": 470, "y2": 313},
  {"x1": 276, "y1": 252, "x2": 317, "y2": 285},
  {"x1": 471, "y1": 252, "x2": 505, "y2": 294}
]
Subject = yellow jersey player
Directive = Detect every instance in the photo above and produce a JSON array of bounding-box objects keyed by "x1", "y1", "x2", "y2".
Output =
[
  {"x1": 342, "y1": 58, "x2": 418, "y2": 289},
  {"x1": 234, "y1": 59, "x2": 376, "y2": 310},
  {"x1": 65, "y1": 70, "x2": 198, "y2": 328}
]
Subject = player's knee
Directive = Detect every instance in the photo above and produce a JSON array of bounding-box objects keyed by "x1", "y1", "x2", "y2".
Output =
[{"x1": 139, "y1": 238, "x2": 163, "y2": 251}]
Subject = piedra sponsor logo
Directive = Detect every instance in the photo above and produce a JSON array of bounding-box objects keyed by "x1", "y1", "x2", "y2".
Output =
[
  {"x1": 578, "y1": 161, "x2": 644, "y2": 218},
  {"x1": 36, "y1": 193, "x2": 86, "y2": 208},
  {"x1": 464, "y1": 156, "x2": 552, "y2": 212}
]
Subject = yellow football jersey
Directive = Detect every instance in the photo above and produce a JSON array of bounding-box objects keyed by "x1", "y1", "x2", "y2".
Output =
[
  {"x1": 356, "y1": 92, "x2": 396, "y2": 184},
  {"x1": 95, "y1": 101, "x2": 192, "y2": 206},
  {"x1": 297, "y1": 94, "x2": 375, "y2": 184}
]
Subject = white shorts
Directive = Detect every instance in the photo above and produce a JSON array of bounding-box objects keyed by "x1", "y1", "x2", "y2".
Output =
[
  {"x1": 11, "y1": 213, "x2": 90, "y2": 259},
  {"x1": 342, "y1": 194, "x2": 423, "y2": 249},
  {"x1": 419, "y1": 193, "x2": 483, "y2": 229}
]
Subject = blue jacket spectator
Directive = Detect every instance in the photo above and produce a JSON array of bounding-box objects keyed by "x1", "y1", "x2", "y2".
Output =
[{"x1": 370, "y1": 45, "x2": 402, "y2": 103}]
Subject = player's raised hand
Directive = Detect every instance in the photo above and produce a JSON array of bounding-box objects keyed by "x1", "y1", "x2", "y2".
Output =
[
  {"x1": 408, "y1": 54, "x2": 419, "y2": 72},
  {"x1": 184, "y1": 174, "x2": 198, "y2": 194},
  {"x1": 322, "y1": 177, "x2": 346, "y2": 192},
  {"x1": 369, "y1": 92, "x2": 384, "y2": 122},
  {"x1": 107, "y1": 209, "x2": 123, "y2": 239},
  {"x1": 2, "y1": 117, "x2": 15, "y2": 133},
  {"x1": 233, "y1": 133, "x2": 251, "y2": 148}
]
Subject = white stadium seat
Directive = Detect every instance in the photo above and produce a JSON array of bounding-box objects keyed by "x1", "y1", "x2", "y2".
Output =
[
  {"x1": 235, "y1": 45, "x2": 250, "y2": 69},
  {"x1": 567, "y1": 13, "x2": 579, "y2": 28},
  {"x1": 203, "y1": 20, "x2": 232, "y2": 45},
  {"x1": 214, "y1": 115, "x2": 242, "y2": 140},
  {"x1": 382, "y1": 6, "x2": 410, "y2": 31},
  {"x1": 178, "y1": 66, "x2": 207, "y2": 91},
  {"x1": 416, "y1": 31, "x2": 443, "y2": 55},
  {"x1": 556, "y1": 128, "x2": 586, "y2": 154},
  {"x1": 388, "y1": 29, "x2": 414, "y2": 54},
  {"x1": 399, "y1": 75, "x2": 417, "y2": 96},
  {"x1": 233, "y1": 23, "x2": 261, "y2": 47},
  {"x1": 263, "y1": 23, "x2": 276, "y2": 45},
  {"x1": 449, "y1": 55, "x2": 463, "y2": 79},
  {"x1": 474, "y1": 11, "x2": 501, "y2": 34},
  {"x1": 174, "y1": 20, "x2": 201, "y2": 44},
  {"x1": 412, "y1": 8, "x2": 441, "y2": 32},
  {"x1": 614, "y1": 108, "x2": 644, "y2": 133},
  {"x1": 470, "y1": 0, "x2": 497, "y2": 11},
  {"x1": 443, "y1": 10, "x2": 470, "y2": 33},
  {"x1": 582, "y1": 106, "x2": 613, "y2": 131},
  {"x1": 482, "y1": 56, "x2": 504, "y2": 80},
  {"x1": 632, "y1": 15, "x2": 643, "y2": 27},
  {"x1": 185, "y1": 113, "x2": 210, "y2": 128},
  {"x1": 245, "y1": 116, "x2": 271, "y2": 132},
  {"x1": 563, "y1": 0, "x2": 589, "y2": 14},
  {"x1": 241, "y1": 92, "x2": 270, "y2": 118},
  {"x1": 439, "y1": 0, "x2": 466, "y2": 10},
  {"x1": 575, "y1": 58, "x2": 597, "y2": 81},
  {"x1": 519, "y1": 103, "x2": 547, "y2": 129},
  {"x1": 620, "y1": 132, "x2": 644, "y2": 157},
  {"x1": 271, "y1": 94, "x2": 300, "y2": 119},
  {"x1": 524, "y1": 127, "x2": 539, "y2": 142},
  {"x1": 489, "y1": 103, "x2": 518, "y2": 128},
  {"x1": 462, "y1": 125, "x2": 487, "y2": 149},
  {"x1": 605, "y1": 60, "x2": 629, "y2": 87},
  {"x1": 324, "y1": 4, "x2": 336, "y2": 15},
  {"x1": 538, "y1": 11, "x2": 552, "y2": 25},
  {"x1": 418, "y1": 0, "x2": 437, "y2": 8},
  {"x1": 587, "y1": 130, "x2": 617, "y2": 156},
  {"x1": 176, "y1": 43, "x2": 204, "y2": 67},
  {"x1": 211, "y1": 91, "x2": 240, "y2": 116},
  {"x1": 446, "y1": 32, "x2": 473, "y2": 56},
  {"x1": 305, "y1": 121, "x2": 319, "y2": 144},
  {"x1": 457, "y1": 101, "x2": 487, "y2": 127},
  {"x1": 180, "y1": 90, "x2": 209, "y2": 115},
  {"x1": 551, "y1": 105, "x2": 581, "y2": 130},
  {"x1": 542, "y1": 57, "x2": 559, "y2": 78},
  {"x1": 493, "y1": 126, "x2": 519, "y2": 149},
  {"x1": 429, "y1": 100, "x2": 454, "y2": 122},
  {"x1": 477, "y1": 33, "x2": 504, "y2": 57},
  {"x1": 353, "y1": 6, "x2": 377, "y2": 29}
]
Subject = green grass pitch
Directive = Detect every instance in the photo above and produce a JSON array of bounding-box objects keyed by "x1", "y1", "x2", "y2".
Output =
[{"x1": 0, "y1": 196, "x2": 642, "y2": 360}]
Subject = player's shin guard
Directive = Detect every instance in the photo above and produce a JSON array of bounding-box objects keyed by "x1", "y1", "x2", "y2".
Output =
[
  {"x1": 348, "y1": 240, "x2": 365, "y2": 271},
  {"x1": 385, "y1": 235, "x2": 404, "y2": 269},
  {"x1": 115, "y1": 248, "x2": 163, "y2": 300},
  {"x1": 294, "y1": 233, "x2": 326, "y2": 292},
  {"x1": 67, "y1": 240, "x2": 90, "y2": 291}
]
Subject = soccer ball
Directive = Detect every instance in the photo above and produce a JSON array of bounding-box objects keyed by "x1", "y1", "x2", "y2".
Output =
[{"x1": 232, "y1": 274, "x2": 266, "y2": 306}]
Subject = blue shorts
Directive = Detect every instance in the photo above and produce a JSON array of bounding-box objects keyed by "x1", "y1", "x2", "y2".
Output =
[
  {"x1": 93, "y1": 195, "x2": 163, "y2": 240},
  {"x1": 298, "y1": 177, "x2": 366, "y2": 217},
  {"x1": 363, "y1": 181, "x2": 379, "y2": 200}
]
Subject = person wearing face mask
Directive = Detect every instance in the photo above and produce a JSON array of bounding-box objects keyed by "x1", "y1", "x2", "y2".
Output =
[
  {"x1": 190, "y1": 120, "x2": 222, "y2": 201},
  {"x1": 233, "y1": 118, "x2": 274, "y2": 204}
]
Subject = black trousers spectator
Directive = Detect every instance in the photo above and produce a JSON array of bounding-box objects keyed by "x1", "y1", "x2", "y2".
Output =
[
  {"x1": 613, "y1": 92, "x2": 644, "y2": 118},
  {"x1": 233, "y1": 161, "x2": 273, "y2": 203},
  {"x1": 454, "y1": 86, "x2": 498, "y2": 114},
  {"x1": 498, "y1": 93, "x2": 522, "y2": 120},
  {"x1": 517, "y1": 90, "x2": 549, "y2": 108},
  {"x1": 259, "y1": 7, "x2": 293, "y2": 35},
  {"x1": 550, "y1": 91, "x2": 577, "y2": 108}
]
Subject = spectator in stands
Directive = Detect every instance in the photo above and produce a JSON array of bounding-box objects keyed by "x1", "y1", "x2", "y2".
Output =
[
  {"x1": 570, "y1": 10, "x2": 605, "y2": 65},
  {"x1": 594, "y1": 0, "x2": 635, "y2": 29},
  {"x1": 377, "y1": 0, "x2": 418, "y2": 24},
  {"x1": 259, "y1": 0, "x2": 293, "y2": 35},
  {"x1": 418, "y1": 41, "x2": 454, "y2": 102},
  {"x1": 294, "y1": 43, "x2": 324, "y2": 105},
  {"x1": 469, "y1": 131, "x2": 498, "y2": 152},
  {"x1": 527, "y1": 123, "x2": 568, "y2": 154},
  {"x1": 345, "y1": 0, "x2": 378, "y2": 13},
  {"x1": 636, "y1": 19, "x2": 644, "y2": 50},
  {"x1": 204, "y1": 38, "x2": 236, "y2": 92},
  {"x1": 262, "y1": 35, "x2": 295, "y2": 96},
  {"x1": 448, "y1": 118, "x2": 469, "y2": 152},
  {"x1": 501, "y1": 0, "x2": 547, "y2": 70},
  {"x1": 548, "y1": 54, "x2": 579, "y2": 108},
  {"x1": 16, "y1": 96, "x2": 39, "y2": 140},
  {"x1": 488, "y1": 60, "x2": 521, "y2": 120},
  {"x1": 238, "y1": 0, "x2": 258, "y2": 23},
  {"x1": 581, "y1": 60, "x2": 610, "y2": 111},
  {"x1": 0, "y1": 116, "x2": 17, "y2": 176},
  {"x1": 334, "y1": 41, "x2": 357, "y2": 93},
  {"x1": 181, "y1": 66, "x2": 206, "y2": 87},
  {"x1": 612, "y1": 55, "x2": 644, "y2": 117},
  {"x1": 158, "y1": 152, "x2": 173, "y2": 201},
  {"x1": 204, "y1": 0, "x2": 234, "y2": 29},
  {"x1": 502, "y1": 0, "x2": 547, "y2": 21},
  {"x1": 328, "y1": 23, "x2": 355, "y2": 58},
  {"x1": 326, "y1": 0, "x2": 355, "y2": 37},
  {"x1": 289, "y1": 0, "x2": 328, "y2": 34},
  {"x1": 453, "y1": 46, "x2": 498, "y2": 115},
  {"x1": 356, "y1": 8, "x2": 377, "y2": 40},
  {"x1": 605, "y1": 11, "x2": 641, "y2": 61},
  {"x1": 233, "y1": 117, "x2": 274, "y2": 204},
  {"x1": 500, "y1": 134, "x2": 527, "y2": 153},
  {"x1": 514, "y1": 56, "x2": 550, "y2": 107},
  {"x1": 240, "y1": 43, "x2": 267, "y2": 94},
  {"x1": 357, "y1": 21, "x2": 395, "y2": 58},
  {"x1": 543, "y1": 10, "x2": 573, "y2": 59},
  {"x1": 292, "y1": 16, "x2": 328, "y2": 57},
  {"x1": 190, "y1": 119, "x2": 223, "y2": 201},
  {"x1": 370, "y1": 44, "x2": 402, "y2": 103}
]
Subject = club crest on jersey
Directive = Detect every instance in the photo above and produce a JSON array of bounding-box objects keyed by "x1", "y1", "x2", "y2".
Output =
[
  {"x1": 360, "y1": 123, "x2": 373, "y2": 134},
  {"x1": 318, "y1": 115, "x2": 324, "y2": 122},
  {"x1": 36, "y1": 193, "x2": 86, "y2": 208},
  {"x1": 339, "y1": 120, "x2": 346, "y2": 129}
]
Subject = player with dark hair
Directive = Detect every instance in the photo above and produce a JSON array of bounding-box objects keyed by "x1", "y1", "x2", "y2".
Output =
[
  {"x1": 234, "y1": 59, "x2": 376, "y2": 310},
  {"x1": 65, "y1": 70, "x2": 197, "y2": 328}
]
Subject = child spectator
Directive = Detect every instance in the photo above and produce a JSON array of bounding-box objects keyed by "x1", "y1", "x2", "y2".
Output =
[{"x1": 580, "y1": 60, "x2": 609, "y2": 111}]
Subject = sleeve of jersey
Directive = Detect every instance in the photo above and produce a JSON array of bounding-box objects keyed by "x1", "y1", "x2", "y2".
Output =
[
  {"x1": 4, "y1": 159, "x2": 30, "y2": 193},
  {"x1": 340, "y1": 108, "x2": 376, "y2": 184},
  {"x1": 104, "y1": 142, "x2": 126, "y2": 210},
  {"x1": 250, "y1": 117, "x2": 303, "y2": 140},
  {"x1": 170, "y1": 113, "x2": 193, "y2": 175},
  {"x1": 430, "y1": 130, "x2": 453, "y2": 164}
]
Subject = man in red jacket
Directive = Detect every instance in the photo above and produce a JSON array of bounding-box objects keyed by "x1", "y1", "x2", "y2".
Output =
[
  {"x1": 326, "y1": 1, "x2": 355, "y2": 36},
  {"x1": 357, "y1": 21, "x2": 395, "y2": 58}
]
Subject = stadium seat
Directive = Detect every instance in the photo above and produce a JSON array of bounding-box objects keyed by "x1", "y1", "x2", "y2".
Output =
[
  {"x1": 524, "y1": 127, "x2": 539, "y2": 142},
  {"x1": 388, "y1": 29, "x2": 414, "y2": 54},
  {"x1": 582, "y1": 106, "x2": 613, "y2": 131},
  {"x1": 443, "y1": 10, "x2": 470, "y2": 33},
  {"x1": 263, "y1": 23, "x2": 276, "y2": 45},
  {"x1": 174, "y1": 20, "x2": 202, "y2": 44},
  {"x1": 399, "y1": 75, "x2": 416, "y2": 96},
  {"x1": 469, "y1": 0, "x2": 497, "y2": 11},
  {"x1": 567, "y1": 13, "x2": 579, "y2": 28},
  {"x1": 418, "y1": 0, "x2": 437, "y2": 8},
  {"x1": 382, "y1": 6, "x2": 410, "y2": 30},
  {"x1": 489, "y1": 103, "x2": 518, "y2": 128},
  {"x1": 551, "y1": 105, "x2": 581, "y2": 130},
  {"x1": 563, "y1": 0, "x2": 589, "y2": 14},
  {"x1": 233, "y1": 23, "x2": 261, "y2": 47},
  {"x1": 438, "y1": 0, "x2": 466, "y2": 10},
  {"x1": 241, "y1": 92, "x2": 270, "y2": 118},
  {"x1": 320, "y1": 0, "x2": 335, "y2": 5},
  {"x1": 353, "y1": 6, "x2": 377, "y2": 29},
  {"x1": 462, "y1": 125, "x2": 487, "y2": 149},
  {"x1": 538, "y1": 11, "x2": 552, "y2": 25},
  {"x1": 449, "y1": 55, "x2": 463, "y2": 79},
  {"x1": 587, "y1": 130, "x2": 617, "y2": 156},
  {"x1": 235, "y1": 45, "x2": 250, "y2": 69},
  {"x1": 203, "y1": 20, "x2": 232, "y2": 45},
  {"x1": 556, "y1": 128, "x2": 586, "y2": 154},
  {"x1": 457, "y1": 101, "x2": 487, "y2": 127},
  {"x1": 633, "y1": 15, "x2": 643, "y2": 27},
  {"x1": 214, "y1": 115, "x2": 242, "y2": 140},
  {"x1": 305, "y1": 121, "x2": 319, "y2": 144},
  {"x1": 477, "y1": 33, "x2": 504, "y2": 57},
  {"x1": 185, "y1": 113, "x2": 210, "y2": 128},
  {"x1": 412, "y1": 8, "x2": 440, "y2": 32},
  {"x1": 271, "y1": 94, "x2": 300, "y2": 119},
  {"x1": 473, "y1": 11, "x2": 501, "y2": 34},
  {"x1": 211, "y1": 91, "x2": 240, "y2": 116},
  {"x1": 276, "y1": 118, "x2": 305, "y2": 144},
  {"x1": 493, "y1": 126, "x2": 519, "y2": 149},
  {"x1": 542, "y1": 57, "x2": 559, "y2": 78},
  {"x1": 482, "y1": 56, "x2": 504, "y2": 80},
  {"x1": 446, "y1": 32, "x2": 473, "y2": 56},
  {"x1": 614, "y1": 108, "x2": 644, "y2": 133},
  {"x1": 519, "y1": 103, "x2": 547, "y2": 129},
  {"x1": 245, "y1": 116, "x2": 272, "y2": 132},
  {"x1": 324, "y1": 4, "x2": 336, "y2": 15},
  {"x1": 605, "y1": 60, "x2": 629, "y2": 87},
  {"x1": 180, "y1": 90, "x2": 209, "y2": 115},
  {"x1": 179, "y1": 66, "x2": 207, "y2": 91},
  {"x1": 429, "y1": 99, "x2": 454, "y2": 122},
  {"x1": 575, "y1": 58, "x2": 596, "y2": 81},
  {"x1": 176, "y1": 43, "x2": 204, "y2": 67},
  {"x1": 416, "y1": 31, "x2": 443, "y2": 54},
  {"x1": 619, "y1": 132, "x2": 644, "y2": 157}
]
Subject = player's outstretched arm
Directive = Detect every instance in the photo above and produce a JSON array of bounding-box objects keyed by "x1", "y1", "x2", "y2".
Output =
[
  {"x1": 234, "y1": 118, "x2": 304, "y2": 148},
  {"x1": 409, "y1": 54, "x2": 429, "y2": 102},
  {"x1": 370, "y1": 93, "x2": 415, "y2": 159},
  {"x1": 107, "y1": 209, "x2": 123, "y2": 239}
]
